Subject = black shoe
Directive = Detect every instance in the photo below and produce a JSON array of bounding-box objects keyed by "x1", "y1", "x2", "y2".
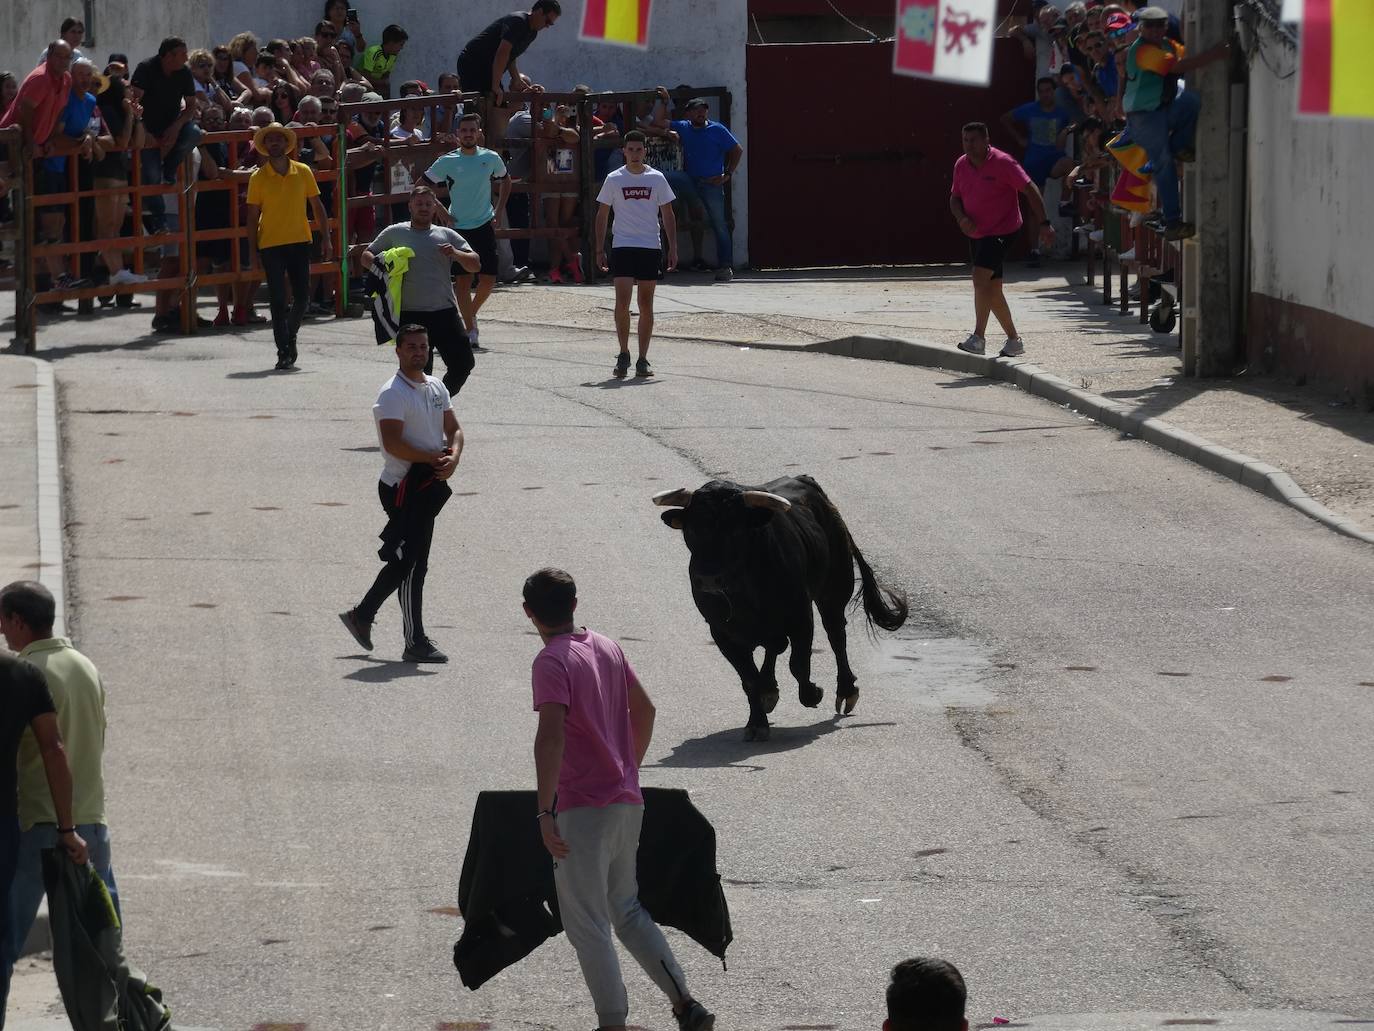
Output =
[
  {"x1": 152, "y1": 312, "x2": 177, "y2": 332},
  {"x1": 274, "y1": 357, "x2": 291, "y2": 371},
  {"x1": 1026, "y1": 250, "x2": 1042, "y2": 268},
  {"x1": 339, "y1": 609, "x2": 374, "y2": 651},
  {"x1": 635, "y1": 357, "x2": 654, "y2": 378},
  {"x1": 613, "y1": 352, "x2": 631, "y2": 379},
  {"x1": 690, "y1": 259, "x2": 711, "y2": 273},
  {"x1": 402, "y1": 638, "x2": 448, "y2": 663},
  {"x1": 675, "y1": 1000, "x2": 715, "y2": 1031}
]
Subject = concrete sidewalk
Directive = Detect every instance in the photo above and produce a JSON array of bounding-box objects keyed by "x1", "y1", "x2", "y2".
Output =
[
  {"x1": 0, "y1": 355, "x2": 64, "y2": 1023},
  {"x1": 473, "y1": 264, "x2": 1374, "y2": 538}
]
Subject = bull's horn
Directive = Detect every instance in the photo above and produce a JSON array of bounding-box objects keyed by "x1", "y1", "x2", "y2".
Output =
[
  {"x1": 652, "y1": 488, "x2": 694, "y2": 508},
  {"x1": 742, "y1": 490, "x2": 792, "y2": 512}
]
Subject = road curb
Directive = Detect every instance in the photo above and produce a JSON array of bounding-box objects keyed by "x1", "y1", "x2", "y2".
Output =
[
  {"x1": 21, "y1": 355, "x2": 63, "y2": 958},
  {"x1": 804, "y1": 335, "x2": 1374, "y2": 546}
]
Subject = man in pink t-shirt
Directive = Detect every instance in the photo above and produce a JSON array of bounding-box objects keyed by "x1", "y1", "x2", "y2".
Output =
[
  {"x1": 948, "y1": 121, "x2": 1054, "y2": 359},
  {"x1": 526, "y1": 568, "x2": 716, "y2": 1031},
  {"x1": 0, "y1": 42, "x2": 74, "y2": 148}
]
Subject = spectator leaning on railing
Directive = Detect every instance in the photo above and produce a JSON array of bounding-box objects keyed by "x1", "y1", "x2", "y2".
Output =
[{"x1": 653, "y1": 89, "x2": 742, "y2": 281}]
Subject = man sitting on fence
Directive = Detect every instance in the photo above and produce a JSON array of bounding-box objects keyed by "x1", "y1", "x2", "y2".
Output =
[
  {"x1": 454, "y1": 1, "x2": 562, "y2": 149},
  {"x1": 130, "y1": 37, "x2": 204, "y2": 331},
  {"x1": 652, "y1": 89, "x2": 741, "y2": 282}
]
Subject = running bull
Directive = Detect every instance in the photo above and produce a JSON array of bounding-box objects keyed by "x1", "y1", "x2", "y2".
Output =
[{"x1": 653, "y1": 475, "x2": 908, "y2": 741}]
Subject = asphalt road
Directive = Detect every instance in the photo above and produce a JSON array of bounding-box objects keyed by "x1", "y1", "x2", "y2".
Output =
[{"x1": 45, "y1": 310, "x2": 1374, "y2": 1031}]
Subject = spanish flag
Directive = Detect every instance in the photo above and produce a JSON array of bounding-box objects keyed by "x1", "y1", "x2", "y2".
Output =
[
  {"x1": 581, "y1": 0, "x2": 652, "y2": 49},
  {"x1": 1299, "y1": 0, "x2": 1374, "y2": 118}
]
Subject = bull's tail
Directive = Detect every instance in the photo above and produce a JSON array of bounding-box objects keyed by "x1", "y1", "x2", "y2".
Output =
[
  {"x1": 849, "y1": 534, "x2": 909, "y2": 633},
  {"x1": 800, "y1": 475, "x2": 909, "y2": 634}
]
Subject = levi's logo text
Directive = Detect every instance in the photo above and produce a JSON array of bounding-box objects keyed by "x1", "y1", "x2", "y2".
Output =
[{"x1": 621, "y1": 186, "x2": 653, "y2": 200}]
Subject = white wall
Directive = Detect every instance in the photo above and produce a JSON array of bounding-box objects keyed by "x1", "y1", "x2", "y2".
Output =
[
  {"x1": 206, "y1": 0, "x2": 750, "y2": 260},
  {"x1": 1247, "y1": 52, "x2": 1374, "y2": 333},
  {"x1": 1, "y1": 0, "x2": 210, "y2": 81}
]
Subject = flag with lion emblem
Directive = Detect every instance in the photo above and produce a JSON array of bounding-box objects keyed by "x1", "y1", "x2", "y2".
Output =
[{"x1": 894, "y1": 0, "x2": 997, "y2": 86}]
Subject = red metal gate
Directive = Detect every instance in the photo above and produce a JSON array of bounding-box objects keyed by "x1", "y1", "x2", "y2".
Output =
[{"x1": 745, "y1": 36, "x2": 1032, "y2": 267}]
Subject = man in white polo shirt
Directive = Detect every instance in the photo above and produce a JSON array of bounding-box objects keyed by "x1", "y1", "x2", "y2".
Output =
[
  {"x1": 339, "y1": 324, "x2": 463, "y2": 663},
  {"x1": 594, "y1": 130, "x2": 677, "y2": 380}
]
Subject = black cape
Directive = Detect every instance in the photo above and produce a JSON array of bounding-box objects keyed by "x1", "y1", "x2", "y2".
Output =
[{"x1": 453, "y1": 788, "x2": 733, "y2": 989}]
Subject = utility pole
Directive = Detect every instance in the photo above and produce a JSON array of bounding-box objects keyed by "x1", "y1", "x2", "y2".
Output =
[{"x1": 1189, "y1": 0, "x2": 1239, "y2": 376}]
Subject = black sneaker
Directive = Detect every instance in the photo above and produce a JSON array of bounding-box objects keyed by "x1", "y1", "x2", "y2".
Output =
[
  {"x1": 402, "y1": 638, "x2": 449, "y2": 663},
  {"x1": 690, "y1": 259, "x2": 711, "y2": 273},
  {"x1": 635, "y1": 357, "x2": 654, "y2": 378},
  {"x1": 338, "y1": 609, "x2": 373, "y2": 651},
  {"x1": 613, "y1": 352, "x2": 631, "y2": 379},
  {"x1": 675, "y1": 1000, "x2": 715, "y2": 1031},
  {"x1": 274, "y1": 357, "x2": 291, "y2": 371}
]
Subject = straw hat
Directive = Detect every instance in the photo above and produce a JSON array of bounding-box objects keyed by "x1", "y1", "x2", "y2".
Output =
[
  {"x1": 252, "y1": 121, "x2": 298, "y2": 156},
  {"x1": 91, "y1": 69, "x2": 111, "y2": 94}
]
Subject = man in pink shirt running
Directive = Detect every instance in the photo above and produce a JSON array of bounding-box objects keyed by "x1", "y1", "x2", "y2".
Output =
[
  {"x1": 525, "y1": 567, "x2": 715, "y2": 1031},
  {"x1": 948, "y1": 121, "x2": 1055, "y2": 359}
]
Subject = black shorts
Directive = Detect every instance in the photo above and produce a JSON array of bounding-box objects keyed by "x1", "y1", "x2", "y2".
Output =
[
  {"x1": 458, "y1": 220, "x2": 498, "y2": 277},
  {"x1": 456, "y1": 59, "x2": 492, "y2": 95},
  {"x1": 969, "y1": 233, "x2": 1014, "y2": 280},
  {"x1": 610, "y1": 247, "x2": 662, "y2": 282}
]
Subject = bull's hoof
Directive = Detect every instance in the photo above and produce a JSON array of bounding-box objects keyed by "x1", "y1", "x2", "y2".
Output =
[
  {"x1": 744, "y1": 723, "x2": 771, "y2": 742},
  {"x1": 799, "y1": 682, "x2": 824, "y2": 708},
  {"x1": 836, "y1": 687, "x2": 859, "y2": 715},
  {"x1": 760, "y1": 688, "x2": 780, "y2": 714}
]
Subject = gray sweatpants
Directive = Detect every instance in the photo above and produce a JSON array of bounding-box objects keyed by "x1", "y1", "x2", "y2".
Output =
[{"x1": 553, "y1": 803, "x2": 690, "y2": 1027}]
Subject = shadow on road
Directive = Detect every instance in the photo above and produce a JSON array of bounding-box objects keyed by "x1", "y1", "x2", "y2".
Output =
[
  {"x1": 341, "y1": 657, "x2": 441, "y2": 683},
  {"x1": 580, "y1": 377, "x2": 664, "y2": 390},
  {"x1": 650, "y1": 716, "x2": 897, "y2": 770}
]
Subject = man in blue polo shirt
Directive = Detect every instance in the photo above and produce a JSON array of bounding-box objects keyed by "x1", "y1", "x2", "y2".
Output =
[{"x1": 653, "y1": 89, "x2": 742, "y2": 282}]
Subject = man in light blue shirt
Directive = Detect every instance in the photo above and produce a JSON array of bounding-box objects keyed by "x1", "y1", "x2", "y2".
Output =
[
  {"x1": 653, "y1": 90, "x2": 742, "y2": 281},
  {"x1": 424, "y1": 112, "x2": 510, "y2": 346}
]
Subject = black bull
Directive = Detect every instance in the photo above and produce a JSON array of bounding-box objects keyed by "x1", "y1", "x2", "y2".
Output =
[{"x1": 654, "y1": 475, "x2": 909, "y2": 741}]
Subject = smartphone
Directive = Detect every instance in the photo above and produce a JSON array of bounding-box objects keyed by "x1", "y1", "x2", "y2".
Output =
[{"x1": 347, "y1": 8, "x2": 359, "y2": 21}]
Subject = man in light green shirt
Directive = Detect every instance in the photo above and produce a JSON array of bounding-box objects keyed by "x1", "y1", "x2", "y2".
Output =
[{"x1": 0, "y1": 580, "x2": 118, "y2": 962}]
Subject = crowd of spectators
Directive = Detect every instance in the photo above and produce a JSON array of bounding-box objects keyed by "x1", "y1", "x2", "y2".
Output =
[
  {"x1": 1001, "y1": 0, "x2": 1225, "y2": 251},
  {"x1": 0, "y1": 2, "x2": 743, "y2": 337}
]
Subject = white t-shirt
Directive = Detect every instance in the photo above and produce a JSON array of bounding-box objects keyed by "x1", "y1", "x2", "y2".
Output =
[
  {"x1": 373, "y1": 372, "x2": 452, "y2": 486},
  {"x1": 596, "y1": 165, "x2": 675, "y2": 251}
]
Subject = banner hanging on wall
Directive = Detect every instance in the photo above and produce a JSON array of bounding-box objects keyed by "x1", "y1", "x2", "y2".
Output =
[
  {"x1": 893, "y1": 0, "x2": 997, "y2": 86},
  {"x1": 581, "y1": 0, "x2": 653, "y2": 49},
  {"x1": 1297, "y1": 0, "x2": 1374, "y2": 118}
]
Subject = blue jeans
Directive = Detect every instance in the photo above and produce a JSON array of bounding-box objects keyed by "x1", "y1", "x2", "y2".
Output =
[
  {"x1": 664, "y1": 171, "x2": 733, "y2": 268},
  {"x1": 139, "y1": 121, "x2": 202, "y2": 257},
  {"x1": 0, "y1": 816, "x2": 18, "y2": 1026},
  {"x1": 1126, "y1": 89, "x2": 1201, "y2": 225},
  {"x1": 5, "y1": 823, "x2": 119, "y2": 969}
]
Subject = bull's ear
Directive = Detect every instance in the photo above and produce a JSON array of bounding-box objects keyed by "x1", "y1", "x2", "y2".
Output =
[
  {"x1": 746, "y1": 507, "x2": 776, "y2": 528},
  {"x1": 661, "y1": 509, "x2": 686, "y2": 530}
]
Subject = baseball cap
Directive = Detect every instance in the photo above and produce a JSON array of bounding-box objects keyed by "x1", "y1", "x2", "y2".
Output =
[
  {"x1": 1134, "y1": 6, "x2": 1170, "y2": 21},
  {"x1": 1106, "y1": 12, "x2": 1133, "y2": 35}
]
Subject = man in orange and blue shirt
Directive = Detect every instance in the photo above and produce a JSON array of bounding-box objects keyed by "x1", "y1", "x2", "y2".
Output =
[{"x1": 1121, "y1": 7, "x2": 1228, "y2": 240}]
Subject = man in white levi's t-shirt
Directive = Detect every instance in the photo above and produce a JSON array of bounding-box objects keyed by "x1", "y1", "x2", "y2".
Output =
[
  {"x1": 594, "y1": 131, "x2": 677, "y2": 381},
  {"x1": 339, "y1": 324, "x2": 462, "y2": 664}
]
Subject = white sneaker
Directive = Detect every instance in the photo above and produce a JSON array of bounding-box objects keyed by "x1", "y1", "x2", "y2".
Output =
[
  {"x1": 1089, "y1": 229, "x2": 1104, "y2": 243},
  {"x1": 109, "y1": 268, "x2": 148, "y2": 285},
  {"x1": 999, "y1": 337, "x2": 1026, "y2": 358},
  {"x1": 1117, "y1": 247, "x2": 1136, "y2": 262},
  {"x1": 957, "y1": 333, "x2": 986, "y2": 355}
]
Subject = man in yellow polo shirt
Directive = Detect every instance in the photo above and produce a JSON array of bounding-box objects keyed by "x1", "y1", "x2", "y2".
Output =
[
  {"x1": 246, "y1": 122, "x2": 333, "y2": 370},
  {"x1": 1, "y1": 580, "x2": 113, "y2": 966}
]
